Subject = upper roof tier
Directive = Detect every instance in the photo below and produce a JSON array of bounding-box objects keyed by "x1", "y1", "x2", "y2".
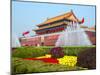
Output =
[{"x1": 37, "y1": 10, "x2": 82, "y2": 27}]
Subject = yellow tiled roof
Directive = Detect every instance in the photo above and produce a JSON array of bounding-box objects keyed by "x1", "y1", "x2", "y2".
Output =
[
  {"x1": 34, "y1": 22, "x2": 68, "y2": 31},
  {"x1": 80, "y1": 25, "x2": 88, "y2": 28},
  {"x1": 37, "y1": 11, "x2": 79, "y2": 26},
  {"x1": 89, "y1": 27, "x2": 95, "y2": 31},
  {"x1": 80, "y1": 25, "x2": 95, "y2": 31}
]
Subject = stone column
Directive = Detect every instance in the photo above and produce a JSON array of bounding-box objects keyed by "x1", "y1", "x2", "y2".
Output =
[{"x1": 41, "y1": 36, "x2": 44, "y2": 46}]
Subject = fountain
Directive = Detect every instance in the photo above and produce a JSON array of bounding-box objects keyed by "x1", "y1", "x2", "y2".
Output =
[
  {"x1": 12, "y1": 35, "x2": 21, "y2": 48},
  {"x1": 55, "y1": 22, "x2": 92, "y2": 46}
]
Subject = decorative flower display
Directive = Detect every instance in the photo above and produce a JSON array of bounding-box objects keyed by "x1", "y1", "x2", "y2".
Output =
[
  {"x1": 23, "y1": 54, "x2": 77, "y2": 67},
  {"x1": 23, "y1": 54, "x2": 58, "y2": 64},
  {"x1": 57, "y1": 56, "x2": 77, "y2": 67},
  {"x1": 50, "y1": 47, "x2": 64, "y2": 58},
  {"x1": 23, "y1": 58, "x2": 58, "y2": 64}
]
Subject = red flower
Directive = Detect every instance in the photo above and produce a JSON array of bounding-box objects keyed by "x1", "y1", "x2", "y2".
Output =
[{"x1": 23, "y1": 58, "x2": 58, "y2": 64}]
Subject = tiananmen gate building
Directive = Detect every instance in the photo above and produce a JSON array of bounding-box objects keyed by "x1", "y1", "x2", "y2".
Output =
[{"x1": 20, "y1": 10, "x2": 96, "y2": 46}]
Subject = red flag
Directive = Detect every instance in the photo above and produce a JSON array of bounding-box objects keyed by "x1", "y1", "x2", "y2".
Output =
[
  {"x1": 81, "y1": 17, "x2": 84, "y2": 24},
  {"x1": 22, "y1": 31, "x2": 29, "y2": 36}
]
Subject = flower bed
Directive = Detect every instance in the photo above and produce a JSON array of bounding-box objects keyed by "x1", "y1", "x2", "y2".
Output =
[
  {"x1": 12, "y1": 46, "x2": 95, "y2": 74},
  {"x1": 12, "y1": 57, "x2": 87, "y2": 74},
  {"x1": 23, "y1": 54, "x2": 77, "y2": 67},
  {"x1": 23, "y1": 58, "x2": 59, "y2": 64}
]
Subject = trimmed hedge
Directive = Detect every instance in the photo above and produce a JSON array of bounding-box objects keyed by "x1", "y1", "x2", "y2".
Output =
[
  {"x1": 12, "y1": 57, "x2": 87, "y2": 74},
  {"x1": 12, "y1": 46, "x2": 95, "y2": 58},
  {"x1": 12, "y1": 46, "x2": 50, "y2": 58},
  {"x1": 77, "y1": 47, "x2": 96, "y2": 69},
  {"x1": 63, "y1": 46, "x2": 95, "y2": 56}
]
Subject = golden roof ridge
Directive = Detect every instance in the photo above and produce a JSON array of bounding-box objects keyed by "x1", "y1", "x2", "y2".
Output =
[{"x1": 37, "y1": 11, "x2": 73, "y2": 26}]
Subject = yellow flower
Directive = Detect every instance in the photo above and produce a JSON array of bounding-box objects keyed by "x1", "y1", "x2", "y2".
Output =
[
  {"x1": 57, "y1": 55, "x2": 77, "y2": 67},
  {"x1": 45, "y1": 54, "x2": 51, "y2": 58},
  {"x1": 36, "y1": 54, "x2": 51, "y2": 59}
]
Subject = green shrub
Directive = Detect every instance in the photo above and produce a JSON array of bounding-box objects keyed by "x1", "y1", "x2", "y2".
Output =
[
  {"x1": 12, "y1": 46, "x2": 50, "y2": 58},
  {"x1": 63, "y1": 46, "x2": 95, "y2": 56},
  {"x1": 77, "y1": 47, "x2": 96, "y2": 69},
  {"x1": 12, "y1": 46, "x2": 96, "y2": 58}
]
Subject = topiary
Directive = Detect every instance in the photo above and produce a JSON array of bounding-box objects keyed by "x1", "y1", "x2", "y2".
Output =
[
  {"x1": 77, "y1": 47, "x2": 96, "y2": 69},
  {"x1": 50, "y1": 47, "x2": 64, "y2": 58}
]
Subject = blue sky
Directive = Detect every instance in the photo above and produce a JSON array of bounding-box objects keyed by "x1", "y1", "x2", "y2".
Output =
[{"x1": 12, "y1": 1, "x2": 96, "y2": 37}]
